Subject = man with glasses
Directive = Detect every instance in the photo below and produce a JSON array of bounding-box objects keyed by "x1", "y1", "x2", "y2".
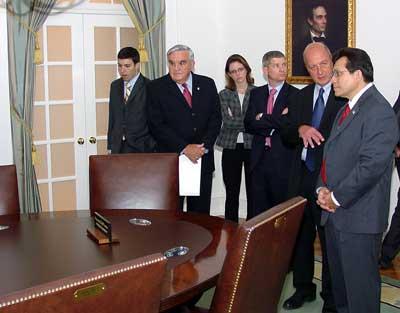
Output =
[
  {"x1": 147, "y1": 44, "x2": 221, "y2": 214},
  {"x1": 317, "y1": 47, "x2": 398, "y2": 313},
  {"x1": 281, "y1": 42, "x2": 345, "y2": 313},
  {"x1": 244, "y1": 51, "x2": 298, "y2": 219}
]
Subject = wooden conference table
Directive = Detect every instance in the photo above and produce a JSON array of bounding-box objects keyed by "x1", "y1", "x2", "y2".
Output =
[{"x1": 0, "y1": 210, "x2": 237, "y2": 311}]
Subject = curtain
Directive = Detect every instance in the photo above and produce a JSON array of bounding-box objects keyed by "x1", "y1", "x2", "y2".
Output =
[
  {"x1": 122, "y1": 0, "x2": 166, "y2": 79},
  {"x1": 7, "y1": 0, "x2": 56, "y2": 213}
]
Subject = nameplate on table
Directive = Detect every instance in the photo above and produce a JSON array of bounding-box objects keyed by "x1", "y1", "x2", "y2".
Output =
[{"x1": 86, "y1": 212, "x2": 119, "y2": 245}]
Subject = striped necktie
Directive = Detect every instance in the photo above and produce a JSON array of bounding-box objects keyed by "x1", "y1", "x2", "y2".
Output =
[{"x1": 124, "y1": 83, "x2": 132, "y2": 103}]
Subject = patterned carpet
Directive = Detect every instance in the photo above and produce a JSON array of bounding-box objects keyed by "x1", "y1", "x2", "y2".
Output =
[
  {"x1": 314, "y1": 259, "x2": 400, "y2": 310},
  {"x1": 196, "y1": 260, "x2": 400, "y2": 312}
]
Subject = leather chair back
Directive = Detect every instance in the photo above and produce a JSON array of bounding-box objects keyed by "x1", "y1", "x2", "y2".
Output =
[
  {"x1": 209, "y1": 197, "x2": 306, "y2": 313},
  {"x1": 0, "y1": 165, "x2": 20, "y2": 215},
  {"x1": 89, "y1": 153, "x2": 179, "y2": 213},
  {"x1": 0, "y1": 253, "x2": 167, "y2": 313}
]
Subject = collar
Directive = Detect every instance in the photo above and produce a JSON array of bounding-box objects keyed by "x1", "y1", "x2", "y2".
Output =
[
  {"x1": 176, "y1": 73, "x2": 193, "y2": 93},
  {"x1": 268, "y1": 81, "x2": 284, "y2": 94},
  {"x1": 125, "y1": 72, "x2": 140, "y2": 89},
  {"x1": 310, "y1": 30, "x2": 326, "y2": 40},
  {"x1": 348, "y1": 82, "x2": 374, "y2": 109}
]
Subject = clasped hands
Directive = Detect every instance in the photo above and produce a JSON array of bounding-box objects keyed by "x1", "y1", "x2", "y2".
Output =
[
  {"x1": 317, "y1": 187, "x2": 338, "y2": 213},
  {"x1": 183, "y1": 143, "x2": 206, "y2": 163},
  {"x1": 298, "y1": 125, "x2": 324, "y2": 148}
]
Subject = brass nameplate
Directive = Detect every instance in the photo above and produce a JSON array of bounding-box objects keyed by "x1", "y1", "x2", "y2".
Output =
[
  {"x1": 274, "y1": 216, "x2": 286, "y2": 229},
  {"x1": 73, "y1": 283, "x2": 106, "y2": 301}
]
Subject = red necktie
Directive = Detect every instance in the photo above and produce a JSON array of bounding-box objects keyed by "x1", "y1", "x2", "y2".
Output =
[
  {"x1": 320, "y1": 104, "x2": 351, "y2": 185},
  {"x1": 182, "y1": 83, "x2": 192, "y2": 108},
  {"x1": 265, "y1": 88, "x2": 277, "y2": 147},
  {"x1": 338, "y1": 103, "x2": 350, "y2": 125},
  {"x1": 320, "y1": 159, "x2": 327, "y2": 185}
]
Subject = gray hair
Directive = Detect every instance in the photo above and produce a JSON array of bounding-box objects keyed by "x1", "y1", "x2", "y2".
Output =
[
  {"x1": 262, "y1": 50, "x2": 285, "y2": 67},
  {"x1": 167, "y1": 44, "x2": 195, "y2": 60}
]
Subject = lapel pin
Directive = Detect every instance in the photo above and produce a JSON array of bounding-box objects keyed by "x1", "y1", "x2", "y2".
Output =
[{"x1": 197, "y1": 87, "x2": 200, "y2": 91}]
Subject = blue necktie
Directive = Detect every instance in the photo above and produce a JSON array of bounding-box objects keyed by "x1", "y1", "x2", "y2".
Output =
[{"x1": 305, "y1": 87, "x2": 325, "y2": 171}]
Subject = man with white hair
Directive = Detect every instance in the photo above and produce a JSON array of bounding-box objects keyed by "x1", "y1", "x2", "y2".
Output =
[{"x1": 147, "y1": 44, "x2": 221, "y2": 214}]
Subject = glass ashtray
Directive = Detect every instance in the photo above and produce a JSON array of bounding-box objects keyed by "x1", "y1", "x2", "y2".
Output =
[
  {"x1": 0, "y1": 225, "x2": 9, "y2": 231},
  {"x1": 129, "y1": 218, "x2": 151, "y2": 226},
  {"x1": 164, "y1": 246, "x2": 189, "y2": 258}
]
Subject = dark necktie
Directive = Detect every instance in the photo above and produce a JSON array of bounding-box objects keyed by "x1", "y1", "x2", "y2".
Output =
[
  {"x1": 313, "y1": 36, "x2": 326, "y2": 43},
  {"x1": 305, "y1": 87, "x2": 325, "y2": 171},
  {"x1": 182, "y1": 83, "x2": 192, "y2": 108},
  {"x1": 338, "y1": 103, "x2": 351, "y2": 125}
]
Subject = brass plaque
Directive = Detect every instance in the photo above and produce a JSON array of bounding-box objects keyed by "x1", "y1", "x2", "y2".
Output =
[
  {"x1": 274, "y1": 216, "x2": 286, "y2": 229},
  {"x1": 74, "y1": 283, "x2": 106, "y2": 301}
]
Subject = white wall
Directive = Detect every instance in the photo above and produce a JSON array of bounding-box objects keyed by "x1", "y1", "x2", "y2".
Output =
[
  {"x1": 0, "y1": 8, "x2": 13, "y2": 165},
  {"x1": 166, "y1": 0, "x2": 400, "y2": 218}
]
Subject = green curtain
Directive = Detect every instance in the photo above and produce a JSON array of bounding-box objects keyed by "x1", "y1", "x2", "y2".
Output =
[
  {"x1": 122, "y1": 0, "x2": 166, "y2": 79},
  {"x1": 7, "y1": 0, "x2": 56, "y2": 213}
]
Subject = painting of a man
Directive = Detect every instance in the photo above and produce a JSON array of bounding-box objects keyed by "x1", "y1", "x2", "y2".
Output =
[{"x1": 291, "y1": 1, "x2": 349, "y2": 77}]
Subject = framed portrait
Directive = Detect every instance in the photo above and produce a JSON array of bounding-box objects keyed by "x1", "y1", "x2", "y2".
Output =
[{"x1": 286, "y1": 0, "x2": 356, "y2": 84}]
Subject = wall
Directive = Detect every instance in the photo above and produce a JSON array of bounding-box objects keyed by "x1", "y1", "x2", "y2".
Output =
[
  {"x1": 0, "y1": 8, "x2": 14, "y2": 165},
  {"x1": 166, "y1": 0, "x2": 400, "y2": 218}
]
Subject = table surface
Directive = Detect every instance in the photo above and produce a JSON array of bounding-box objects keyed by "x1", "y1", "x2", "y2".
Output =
[{"x1": 0, "y1": 210, "x2": 237, "y2": 311}]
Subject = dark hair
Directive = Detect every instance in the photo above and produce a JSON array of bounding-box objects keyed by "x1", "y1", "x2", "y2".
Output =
[
  {"x1": 262, "y1": 50, "x2": 285, "y2": 67},
  {"x1": 224, "y1": 54, "x2": 254, "y2": 90},
  {"x1": 332, "y1": 47, "x2": 374, "y2": 83},
  {"x1": 307, "y1": 2, "x2": 327, "y2": 20},
  {"x1": 117, "y1": 47, "x2": 140, "y2": 64}
]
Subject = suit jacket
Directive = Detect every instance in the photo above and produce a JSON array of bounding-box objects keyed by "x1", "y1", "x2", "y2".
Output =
[
  {"x1": 244, "y1": 83, "x2": 299, "y2": 172},
  {"x1": 107, "y1": 74, "x2": 156, "y2": 153},
  {"x1": 317, "y1": 85, "x2": 399, "y2": 234},
  {"x1": 216, "y1": 85, "x2": 255, "y2": 150},
  {"x1": 147, "y1": 73, "x2": 221, "y2": 173},
  {"x1": 281, "y1": 83, "x2": 346, "y2": 197},
  {"x1": 393, "y1": 90, "x2": 400, "y2": 145}
]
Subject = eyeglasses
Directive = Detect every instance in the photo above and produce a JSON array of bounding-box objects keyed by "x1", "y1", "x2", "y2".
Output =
[
  {"x1": 229, "y1": 67, "x2": 245, "y2": 75},
  {"x1": 307, "y1": 61, "x2": 331, "y2": 72},
  {"x1": 332, "y1": 69, "x2": 349, "y2": 77}
]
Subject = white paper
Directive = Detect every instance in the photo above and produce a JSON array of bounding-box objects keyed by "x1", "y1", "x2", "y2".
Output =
[{"x1": 179, "y1": 154, "x2": 201, "y2": 196}]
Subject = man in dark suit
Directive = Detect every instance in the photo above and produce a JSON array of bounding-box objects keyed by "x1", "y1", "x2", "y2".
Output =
[
  {"x1": 147, "y1": 44, "x2": 221, "y2": 214},
  {"x1": 281, "y1": 43, "x2": 345, "y2": 313},
  {"x1": 380, "y1": 91, "x2": 400, "y2": 269},
  {"x1": 244, "y1": 51, "x2": 298, "y2": 219},
  {"x1": 293, "y1": 3, "x2": 345, "y2": 76},
  {"x1": 107, "y1": 47, "x2": 156, "y2": 154},
  {"x1": 317, "y1": 47, "x2": 398, "y2": 313}
]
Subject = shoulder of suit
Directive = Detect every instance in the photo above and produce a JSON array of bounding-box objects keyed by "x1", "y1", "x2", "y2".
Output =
[
  {"x1": 219, "y1": 88, "x2": 233, "y2": 97},
  {"x1": 111, "y1": 77, "x2": 123, "y2": 87},
  {"x1": 147, "y1": 74, "x2": 169, "y2": 88},
  {"x1": 192, "y1": 73, "x2": 216, "y2": 85}
]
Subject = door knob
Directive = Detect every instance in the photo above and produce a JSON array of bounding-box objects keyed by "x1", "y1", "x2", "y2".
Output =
[
  {"x1": 89, "y1": 136, "x2": 97, "y2": 144},
  {"x1": 77, "y1": 137, "x2": 84, "y2": 145}
]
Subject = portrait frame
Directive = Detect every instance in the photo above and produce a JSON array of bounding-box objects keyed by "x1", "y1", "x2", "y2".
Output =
[{"x1": 286, "y1": 0, "x2": 356, "y2": 84}]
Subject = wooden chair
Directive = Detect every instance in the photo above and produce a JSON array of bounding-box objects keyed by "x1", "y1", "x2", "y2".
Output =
[
  {"x1": 0, "y1": 164, "x2": 20, "y2": 215},
  {"x1": 89, "y1": 153, "x2": 179, "y2": 214},
  {"x1": 186, "y1": 196, "x2": 306, "y2": 313},
  {"x1": 0, "y1": 253, "x2": 167, "y2": 313}
]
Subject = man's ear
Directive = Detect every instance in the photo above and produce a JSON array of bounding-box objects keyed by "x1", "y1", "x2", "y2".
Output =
[{"x1": 307, "y1": 18, "x2": 313, "y2": 27}]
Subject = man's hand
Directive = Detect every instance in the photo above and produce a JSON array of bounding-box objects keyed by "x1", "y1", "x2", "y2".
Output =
[
  {"x1": 183, "y1": 144, "x2": 206, "y2": 163},
  {"x1": 395, "y1": 146, "x2": 400, "y2": 158},
  {"x1": 298, "y1": 125, "x2": 324, "y2": 148},
  {"x1": 317, "y1": 187, "x2": 338, "y2": 213},
  {"x1": 255, "y1": 113, "x2": 263, "y2": 120}
]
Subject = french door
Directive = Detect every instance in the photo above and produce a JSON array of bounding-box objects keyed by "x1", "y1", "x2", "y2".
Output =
[{"x1": 33, "y1": 12, "x2": 137, "y2": 211}]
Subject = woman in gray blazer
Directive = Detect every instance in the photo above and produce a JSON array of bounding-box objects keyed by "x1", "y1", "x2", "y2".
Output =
[{"x1": 216, "y1": 54, "x2": 255, "y2": 222}]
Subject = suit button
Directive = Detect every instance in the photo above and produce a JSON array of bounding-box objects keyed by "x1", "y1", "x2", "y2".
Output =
[
  {"x1": 192, "y1": 113, "x2": 195, "y2": 116},
  {"x1": 193, "y1": 128, "x2": 197, "y2": 131}
]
